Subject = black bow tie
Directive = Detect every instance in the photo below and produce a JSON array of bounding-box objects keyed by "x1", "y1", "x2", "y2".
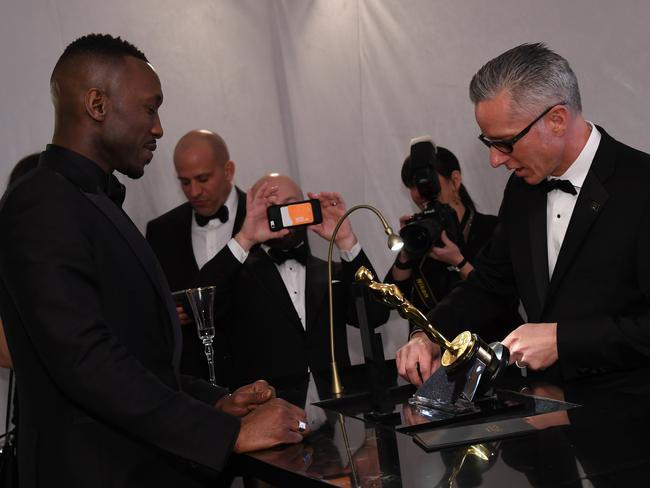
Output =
[
  {"x1": 195, "y1": 205, "x2": 229, "y2": 227},
  {"x1": 541, "y1": 178, "x2": 577, "y2": 196},
  {"x1": 267, "y1": 245, "x2": 309, "y2": 266},
  {"x1": 106, "y1": 174, "x2": 126, "y2": 207}
]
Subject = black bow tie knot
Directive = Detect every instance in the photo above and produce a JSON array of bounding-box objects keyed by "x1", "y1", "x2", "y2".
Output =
[
  {"x1": 195, "y1": 205, "x2": 229, "y2": 227},
  {"x1": 267, "y1": 245, "x2": 309, "y2": 266},
  {"x1": 541, "y1": 178, "x2": 577, "y2": 196}
]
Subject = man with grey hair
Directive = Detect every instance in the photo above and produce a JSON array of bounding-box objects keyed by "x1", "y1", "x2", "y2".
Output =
[{"x1": 397, "y1": 42, "x2": 650, "y2": 385}]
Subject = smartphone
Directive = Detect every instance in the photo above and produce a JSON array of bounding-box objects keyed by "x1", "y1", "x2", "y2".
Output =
[{"x1": 267, "y1": 198, "x2": 323, "y2": 231}]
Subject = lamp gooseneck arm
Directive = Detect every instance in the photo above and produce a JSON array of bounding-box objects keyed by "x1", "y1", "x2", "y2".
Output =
[{"x1": 327, "y1": 204, "x2": 398, "y2": 396}]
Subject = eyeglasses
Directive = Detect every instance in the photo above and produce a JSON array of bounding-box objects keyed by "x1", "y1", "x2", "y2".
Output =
[{"x1": 478, "y1": 101, "x2": 567, "y2": 154}]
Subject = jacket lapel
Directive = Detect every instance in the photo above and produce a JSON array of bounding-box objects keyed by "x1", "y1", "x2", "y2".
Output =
[
  {"x1": 305, "y1": 256, "x2": 328, "y2": 333},
  {"x1": 85, "y1": 192, "x2": 182, "y2": 378},
  {"x1": 232, "y1": 186, "x2": 246, "y2": 236},
  {"x1": 545, "y1": 130, "x2": 614, "y2": 307},
  {"x1": 247, "y1": 248, "x2": 305, "y2": 332},
  {"x1": 180, "y1": 203, "x2": 200, "y2": 273},
  {"x1": 528, "y1": 185, "x2": 550, "y2": 314}
]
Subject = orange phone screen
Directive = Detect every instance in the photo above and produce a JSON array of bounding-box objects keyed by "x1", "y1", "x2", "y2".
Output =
[{"x1": 281, "y1": 202, "x2": 314, "y2": 226}]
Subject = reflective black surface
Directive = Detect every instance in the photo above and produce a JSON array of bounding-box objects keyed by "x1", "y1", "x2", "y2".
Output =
[{"x1": 234, "y1": 362, "x2": 650, "y2": 487}]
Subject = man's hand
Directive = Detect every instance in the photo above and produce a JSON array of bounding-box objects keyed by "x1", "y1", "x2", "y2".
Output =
[
  {"x1": 307, "y1": 192, "x2": 357, "y2": 251},
  {"x1": 176, "y1": 305, "x2": 192, "y2": 326},
  {"x1": 502, "y1": 322, "x2": 559, "y2": 371},
  {"x1": 235, "y1": 181, "x2": 288, "y2": 251},
  {"x1": 215, "y1": 379, "x2": 276, "y2": 417},
  {"x1": 395, "y1": 331, "x2": 442, "y2": 386},
  {"x1": 233, "y1": 398, "x2": 309, "y2": 453},
  {"x1": 429, "y1": 230, "x2": 463, "y2": 266}
]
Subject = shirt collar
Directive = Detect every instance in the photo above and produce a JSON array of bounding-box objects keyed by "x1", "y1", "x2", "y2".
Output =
[
  {"x1": 223, "y1": 185, "x2": 237, "y2": 220},
  {"x1": 554, "y1": 122, "x2": 601, "y2": 190},
  {"x1": 41, "y1": 144, "x2": 125, "y2": 206},
  {"x1": 192, "y1": 185, "x2": 237, "y2": 230}
]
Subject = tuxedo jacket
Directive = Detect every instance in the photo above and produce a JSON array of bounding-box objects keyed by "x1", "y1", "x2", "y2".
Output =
[
  {"x1": 197, "y1": 244, "x2": 390, "y2": 389},
  {"x1": 145, "y1": 190, "x2": 245, "y2": 381},
  {"x1": 0, "y1": 146, "x2": 240, "y2": 487},
  {"x1": 431, "y1": 127, "x2": 650, "y2": 381},
  {"x1": 145, "y1": 189, "x2": 246, "y2": 291}
]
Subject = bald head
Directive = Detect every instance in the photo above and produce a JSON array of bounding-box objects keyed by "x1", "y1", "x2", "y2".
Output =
[
  {"x1": 174, "y1": 129, "x2": 235, "y2": 216},
  {"x1": 251, "y1": 173, "x2": 304, "y2": 204},
  {"x1": 174, "y1": 130, "x2": 230, "y2": 167}
]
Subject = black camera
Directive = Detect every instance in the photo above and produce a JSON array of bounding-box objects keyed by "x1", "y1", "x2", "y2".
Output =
[
  {"x1": 400, "y1": 201, "x2": 461, "y2": 256},
  {"x1": 399, "y1": 136, "x2": 462, "y2": 257}
]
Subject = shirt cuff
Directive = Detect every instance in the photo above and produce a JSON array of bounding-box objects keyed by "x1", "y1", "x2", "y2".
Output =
[
  {"x1": 227, "y1": 238, "x2": 249, "y2": 264},
  {"x1": 339, "y1": 241, "x2": 361, "y2": 262}
]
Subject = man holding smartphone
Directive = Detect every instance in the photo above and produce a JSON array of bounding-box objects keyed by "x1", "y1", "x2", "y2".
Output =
[{"x1": 197, "y1": 173, "x2": 390, "y2": 390}]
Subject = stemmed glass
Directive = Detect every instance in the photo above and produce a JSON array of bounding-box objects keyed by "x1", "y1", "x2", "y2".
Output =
[{"x1": 185, "y1": 286, "x2": 217, "y2": 386}]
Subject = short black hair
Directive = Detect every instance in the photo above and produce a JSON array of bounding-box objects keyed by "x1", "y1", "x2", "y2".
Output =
[{"x1": 51, "y1": 34, "x2": 147, "y2": 81}]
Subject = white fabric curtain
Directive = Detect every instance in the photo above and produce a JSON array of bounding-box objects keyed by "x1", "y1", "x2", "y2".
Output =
[{"x1": 2, "y1": 0, "x2": 650, "y2": 420}]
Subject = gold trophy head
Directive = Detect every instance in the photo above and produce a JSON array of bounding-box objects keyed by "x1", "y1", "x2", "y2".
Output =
[{"x1": 355, "y1": 266, "x2": 374, "y2": 285}]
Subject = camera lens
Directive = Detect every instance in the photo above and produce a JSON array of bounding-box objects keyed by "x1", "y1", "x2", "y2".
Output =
[{"x1": 400, "y1": 219, "x2": 441, "y2": 256}]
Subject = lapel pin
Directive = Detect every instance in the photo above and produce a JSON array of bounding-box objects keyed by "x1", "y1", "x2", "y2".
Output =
[{"x1": 590, "y1": 201, "x2": 601, "y2": 212}]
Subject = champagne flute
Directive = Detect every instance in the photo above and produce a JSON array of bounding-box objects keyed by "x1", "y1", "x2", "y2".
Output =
[{"x1": 185, "y1": 286, "x2": 217, "y2": 386}]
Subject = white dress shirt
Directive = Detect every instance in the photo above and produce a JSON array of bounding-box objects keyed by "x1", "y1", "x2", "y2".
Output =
[
  {"x1": 191, "y1": 186, "x2": 238, "y2": 269},
  {"x1": 546, "y1": 123, "x2": 601, "y2": 278}
]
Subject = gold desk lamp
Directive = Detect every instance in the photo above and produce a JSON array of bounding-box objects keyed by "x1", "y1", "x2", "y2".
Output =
[{"x1": 327, "y1": 204, "x2": 403, "y2": 396}]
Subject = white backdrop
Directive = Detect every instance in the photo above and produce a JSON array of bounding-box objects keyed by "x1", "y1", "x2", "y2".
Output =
[{"x1": 2, "y1": 0, "x2": 650, "y2": 432}]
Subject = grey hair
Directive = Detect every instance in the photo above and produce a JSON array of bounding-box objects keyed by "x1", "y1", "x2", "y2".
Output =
[{"x1": 469, "y1": 43, "x2": 582, "y2": 116}]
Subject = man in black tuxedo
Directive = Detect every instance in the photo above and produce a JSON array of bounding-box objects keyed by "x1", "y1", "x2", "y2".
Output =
[
  {"x1": 0, "y1": 34, "x2": 307, "y2": 487},
  {"x1": 146, "y1": 129, "x2": 245, "y2": 381},
  {"x1": 397, "y1": 42, "x2": 650, "y2": 385},
  {"x1": 198, "y1": 173, "x2": 390, "y2": 389}
]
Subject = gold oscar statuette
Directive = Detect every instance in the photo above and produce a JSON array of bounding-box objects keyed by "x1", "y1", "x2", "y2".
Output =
[{"x1": 354, "y1": 266, "x2": 479, "y2": 370}]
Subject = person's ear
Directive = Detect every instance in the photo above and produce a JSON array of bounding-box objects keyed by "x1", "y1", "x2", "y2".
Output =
[
  {"x1": 548, "y1": 104, "x2": 568, "y2": 136},
  {"x1": 450, "y1": 170, "x2": 462, "y2": 191},
  {"x1": 85, "y1": 88, "x2": 108, "y2": 122},
  {"x1": 225, "y1": 160, "x2": 235, "y2": 182}
]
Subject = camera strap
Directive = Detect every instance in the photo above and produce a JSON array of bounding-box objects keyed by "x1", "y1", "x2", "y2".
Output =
[
  {"x1": 413, "y1": 256, "x2": 439, "y2": 310},
  {"x1": 412, "y1": 209, "x2": 475, "y2": 311},
  {"x1": 461, "y1": 208, "x2": 475, "y2": 244}
]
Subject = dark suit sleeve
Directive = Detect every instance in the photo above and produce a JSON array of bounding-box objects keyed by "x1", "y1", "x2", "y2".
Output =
[
  {"x1": 428, "y1": 187, "x2": 521, "y2": 343},
  {"x1": 180, "y1": 374, "x2": 229, "y2": 404},
  {"x1": 339, "y1": 249, "x2": 390, "y2": 328},
  {"x1": 0, "y1": 187, "x2": 240, "y2": 472}
]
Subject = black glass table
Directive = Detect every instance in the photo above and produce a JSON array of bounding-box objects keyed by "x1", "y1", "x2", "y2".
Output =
[{"x1": 232, "y1": 361, "x2": 650, "y2": 487}]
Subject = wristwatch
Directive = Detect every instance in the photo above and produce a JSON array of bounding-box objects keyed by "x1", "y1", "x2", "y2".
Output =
[{"x1": 447, "y1": 257, "x2": 467, "y2": 273}]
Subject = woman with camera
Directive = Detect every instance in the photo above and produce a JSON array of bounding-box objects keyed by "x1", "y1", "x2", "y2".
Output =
[{"x1": 386, "y1": 146, "x2": 518, "y2": 341}]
